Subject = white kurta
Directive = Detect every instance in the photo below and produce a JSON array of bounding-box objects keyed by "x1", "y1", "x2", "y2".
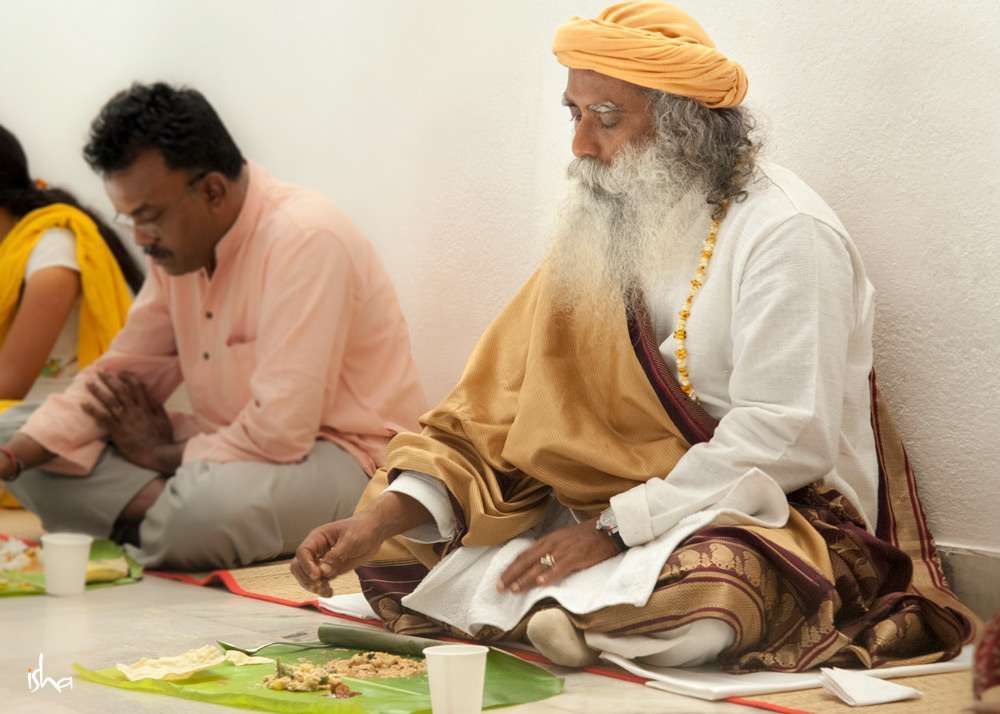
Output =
[{"x1": 385, "y1": 164, "x2": 879, "y2": 653}]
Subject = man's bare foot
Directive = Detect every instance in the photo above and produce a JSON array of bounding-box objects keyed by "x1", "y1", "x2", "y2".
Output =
[
  {"x1": 119, "y1": 476, "x2": 167, "y2": 522},
  {"x1": 526, "y1": 608, "x2": 599, "y2": 667}
]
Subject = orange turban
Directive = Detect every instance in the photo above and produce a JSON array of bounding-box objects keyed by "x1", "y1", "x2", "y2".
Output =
[{"x1": 552, "y1": 1, "x2": 748, "y2": 109}]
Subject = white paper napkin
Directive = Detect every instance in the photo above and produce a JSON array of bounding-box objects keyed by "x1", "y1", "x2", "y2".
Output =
[
  {"x1": 607, "y1": 645, "x2": 972, "y2": 701},
  {"x1": 820, "y1": 667, "x2": 921, "y2": 706},
  {"x1": 318, "y1": 592, "x2": 378, "y2": 620}
]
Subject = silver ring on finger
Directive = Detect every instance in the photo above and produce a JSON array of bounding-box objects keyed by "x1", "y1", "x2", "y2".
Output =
[{"x1": 539, "y1": 553, "x2": 556, "y2": 570}]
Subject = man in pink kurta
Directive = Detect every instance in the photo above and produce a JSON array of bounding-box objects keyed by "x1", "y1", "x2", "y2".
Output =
[{"x1": 0, "y1": 83, "x2": 426, "y2": 569}]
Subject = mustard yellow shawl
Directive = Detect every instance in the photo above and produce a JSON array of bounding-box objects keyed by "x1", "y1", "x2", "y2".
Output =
[{"x1": 378, "y1": 264, "x2": 689, "y2": 554}]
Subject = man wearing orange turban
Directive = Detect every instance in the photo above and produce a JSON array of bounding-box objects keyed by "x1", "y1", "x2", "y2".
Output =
[
  {"x1": 294, "y1": 1, "x2": 976, "y2": 673},
  {"x1": 553, "y1": 0, "x2": 748, "y2": 109}
]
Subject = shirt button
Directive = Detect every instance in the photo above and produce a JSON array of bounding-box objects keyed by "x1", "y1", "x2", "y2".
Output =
[
  {"x1": 203, "y1": 352, "x2": 210, "y2": 360},
  {"x1": 205, "y1": 311, "x2": 213, "y2": 319}
]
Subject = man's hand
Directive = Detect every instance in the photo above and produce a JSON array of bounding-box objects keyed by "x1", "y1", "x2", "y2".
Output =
[
  {"x1": 0, "y1": 433, "x2": 55, "y2": 482},
  {"x1": 291, "y1": 490, "x2": 436, "y2": 597},
  {"x1": 0, "y1": 450, "x2": 17, "y2": 482},
  {"x1": 292, "y1": 512, "x2": 388, "y2": 597},
  {"x1": 498, "y1": 518, "x2": 622, "y2": 593},
  {"x1": 82, "y1": 371, "x2": 175, "y2": 473}
]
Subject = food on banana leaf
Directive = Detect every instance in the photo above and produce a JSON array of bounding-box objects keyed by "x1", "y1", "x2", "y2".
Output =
[
  {"x1": 0, "y1": 539, "x2": 40, "y2": 572},
  {"x1": 0, "y1": 573, "x2": 37, "y2": 592},
  {"x1": 262, "y1": 651, "x2": 426, "y2": 696}
]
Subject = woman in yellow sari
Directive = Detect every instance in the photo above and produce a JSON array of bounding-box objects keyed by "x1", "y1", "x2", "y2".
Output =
[{"x1": 0, "y1": 124, "x2": 142, "y2": 506}]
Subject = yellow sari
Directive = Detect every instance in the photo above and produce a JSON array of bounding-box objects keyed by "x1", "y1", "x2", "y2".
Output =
[{"x1": 0, "y1": 203, "x2": 133, "y2": 506}]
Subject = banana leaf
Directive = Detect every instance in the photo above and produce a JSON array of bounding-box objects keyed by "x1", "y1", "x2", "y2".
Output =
[
  {"x1": 0, "y1": 538, "x2": 141, "y2": 597},
  {"x1": 74, "y1": 640, "x2": 562, "y2": 713}
]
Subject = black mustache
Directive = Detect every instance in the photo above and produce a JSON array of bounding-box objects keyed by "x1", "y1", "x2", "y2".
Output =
[{"x1": 142, "y1": 246, "x2": 170, "y2": 258}]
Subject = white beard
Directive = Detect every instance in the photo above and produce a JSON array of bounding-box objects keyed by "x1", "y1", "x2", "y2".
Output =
[{"x1": 547, "y1": 138, "x2": 712, "y2": 317}]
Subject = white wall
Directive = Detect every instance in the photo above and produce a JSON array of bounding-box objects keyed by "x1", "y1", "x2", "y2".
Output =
[{"x1": 2, "y1": 1, "x2": 998, "y2": 554}]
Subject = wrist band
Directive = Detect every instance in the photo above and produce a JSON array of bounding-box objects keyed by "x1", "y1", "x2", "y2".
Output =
[
  {"x1": 608, "y1": 529, "x2": 627, "y2": 552},
  {"x1": 0, "y1": 446, "x2": 23, "y2": 482}
]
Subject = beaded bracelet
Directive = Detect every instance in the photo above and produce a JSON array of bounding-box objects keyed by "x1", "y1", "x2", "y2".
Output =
[{"x1": 0, "y1": 445, "x2": 23, "y2": 482}]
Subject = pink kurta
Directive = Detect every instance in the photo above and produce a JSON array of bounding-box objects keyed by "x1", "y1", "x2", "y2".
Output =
[{"x1": 22, "y1": 162, "x2": 427, "y2": 476}]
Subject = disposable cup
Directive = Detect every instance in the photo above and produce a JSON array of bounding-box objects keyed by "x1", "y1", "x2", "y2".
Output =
[
  {"x1": 424, "y1": 644, "x2": 489, "y2": 714},
  {"x1": 41, "y1": 532, "x2": 93, "y2": 596}
]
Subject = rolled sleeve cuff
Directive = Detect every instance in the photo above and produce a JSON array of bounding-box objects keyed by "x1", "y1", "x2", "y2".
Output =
[
  {"x1": 385, "y1": 471, "x2": 456, "y2": 543},
  {"x1": 609, "y1": 484, "x2": 657, "y2": 547},
  {"x1": 21, "y1": 400, "x2": 104, "y2": 475}
]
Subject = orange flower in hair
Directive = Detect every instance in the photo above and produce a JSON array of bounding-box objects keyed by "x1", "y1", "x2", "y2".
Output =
[{"x1": 34, "y1": 178, "x2": 48, "y2": 190}]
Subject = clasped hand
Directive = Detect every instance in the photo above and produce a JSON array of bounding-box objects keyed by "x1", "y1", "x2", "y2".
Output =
[{"x1": 82, "y1": 371, "x2": 174, "y2": 472}]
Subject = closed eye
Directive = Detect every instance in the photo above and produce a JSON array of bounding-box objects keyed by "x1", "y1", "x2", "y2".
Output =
[
  {"x1": 598, "y1": 114, "x2": 621, "y2": 129},
  {"x1": 135, "y1": 210, "x2": 165, "y2": 227}
]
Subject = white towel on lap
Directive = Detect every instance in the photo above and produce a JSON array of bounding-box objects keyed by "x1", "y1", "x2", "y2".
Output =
[{"x1": 401, "y1": 468, "x2": 789, "y2": 635}]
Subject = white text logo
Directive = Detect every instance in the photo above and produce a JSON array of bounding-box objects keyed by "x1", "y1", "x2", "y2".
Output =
[{"x1": 27, "y1": 654, "x2": 73, "y2": 694}]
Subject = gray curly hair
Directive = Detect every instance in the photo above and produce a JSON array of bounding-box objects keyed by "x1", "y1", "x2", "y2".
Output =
[{"x1": 644, "y1": 90, "x2": 760, "y2": 220}]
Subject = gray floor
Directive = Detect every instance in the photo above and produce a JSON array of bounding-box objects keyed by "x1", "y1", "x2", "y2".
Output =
[{"x1": 0, "y1": 575, "x2": 759, "y2": 713}]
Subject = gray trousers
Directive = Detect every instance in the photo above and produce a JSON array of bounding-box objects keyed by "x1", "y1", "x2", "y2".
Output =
[{"x1": 2, "y1": 403, "x2": 369, "y2": 570}]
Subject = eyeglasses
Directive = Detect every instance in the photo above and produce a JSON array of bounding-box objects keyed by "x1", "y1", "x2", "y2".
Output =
[{"x1": 113, "y1": 171, "x2": 209, "y2": 237}]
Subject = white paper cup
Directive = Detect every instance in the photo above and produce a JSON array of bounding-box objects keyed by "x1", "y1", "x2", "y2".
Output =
[
  {"x1": 424, "y1": 644, "x2": 489, "y2": 714},
  {"x1": 41, "y1": 532, "x2": 93, "y2": 596}
]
